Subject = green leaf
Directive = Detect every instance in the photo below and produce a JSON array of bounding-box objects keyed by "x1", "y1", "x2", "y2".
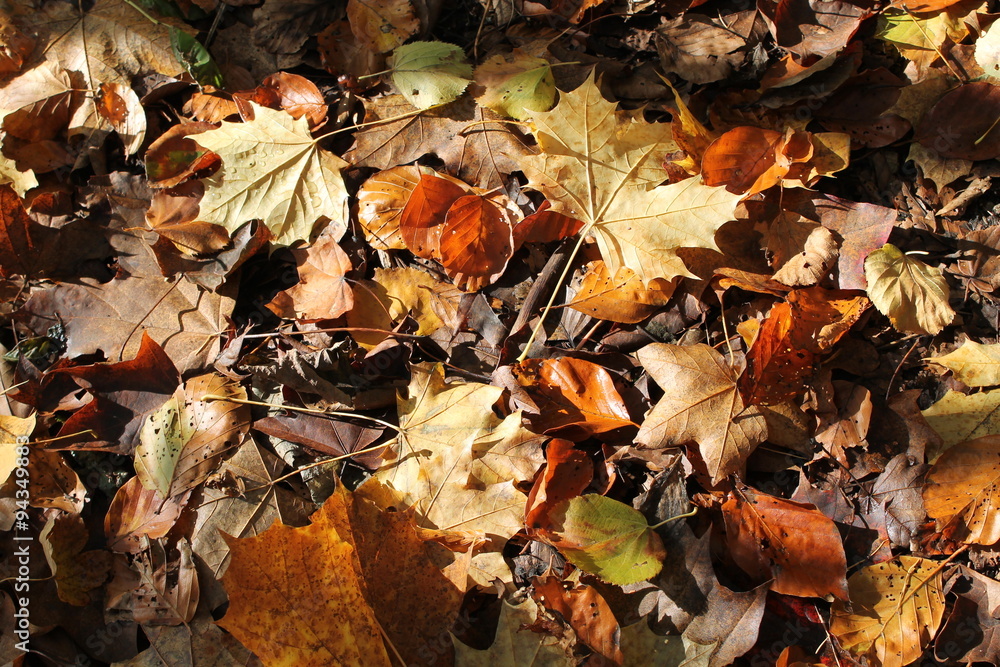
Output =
[
  {"x1": 548, "y1": 494, "x2": 665, "y2": 585},
  {"x1": 135, "y1": 396, "x2": 186, "y2": 496},
  {"x1": 170, "y1": 27, "x2": 223, "y2": 89},
  {"x1": 388, "y1": 41, "x2": 472, "y2": 110},
  {"x1": 474, "y1": 53, "x2": 555, "y2": 120}
]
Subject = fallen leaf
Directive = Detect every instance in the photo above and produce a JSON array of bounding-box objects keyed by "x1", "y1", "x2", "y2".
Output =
[
  {"x1": 916, "y1": 82, "x2": 1000, "y2": 161},
  {"x1": 474, "y1": 50, "x2": 556, "y2": 120},
  {"x1": 514, "y1": 357, "x2": 636, "y2": 438},
  {"x1": 347, "y1": 0, "x2": 418, "y2": 54},
  {"x1": 532, "y1": 576, "x2": 623, "y2": 663},
  {"x1": 519, "y1": 74, "x2": 742, "y2": 282},
  {"x1": 636, "y1": 343, "x2": 767, "y2": 484},
  {"x1": 0, "y1": 413, "x2": 33, "y2": 485},
  {"x1": 568, "y1": 260, "x2": 676, "y2": 324},
  {"x1": 39, "y1": 514, "x2": 111, "y2": 606},
  {"x1": 721, "y1": 483, "x2": 848, "y2": 599},
  {"x1": 399, "y1": 171, "x2": 468, "y2": 260},
  {"x1": 373, "y1": 266, "x2": 447, "y2": 336},
  {"x1": 771, "y1": 225, "x2": 838, "y2": 287},
  {"x1": 865, "y1": 243, "x2": 955, "y2": 335},
  {"x1": 21, "y1": 270, "x2": 232, "y2": 374},
  {"x1": 922, "y1": 388, "x2": 1000, "y2": 457},
  {"x1": 0, "y1": 61, "x2": 74, "y2": 143},
  {"x1": 347, "y1": 94, "x2": 532, "y2": 189},
  {"x1": 541, "y1": 493, "x2": 666, "y2": 585},
  {"x1": 266, "y1": 235, "x2": 354, "y2": 320},
  {"x1": 194, "y1": 102, "x2": 349, "y2": 245},
  {"x1": 525, "y1": 438, "x2": 593, "y2": 534},
  {"x1": 453, "y1": 596, "x2": 573, "y2": 665},
  {"x1": 830, "y1": 556, "x2": 946, "y2": 667},
  {"x1": 923, "y1": 435, "x2": 1000, "y2": 544},
  {"x1": 218, "y1": 504, "x2": 392, "y2": 667},
  {"x1": 387, "y1": 41, "x2": 472, "y2": 110},
  {"x1": 105, "y1": 476, "x2": 190, "y2": 553},
  {"x1": 927, "y1": 340, "x2": 1000, "y2": 387},
  {"x1": 934, "y1": 565, "x2": 1000, "y2": 663},
  {"x1": 356, "y1": 165, "x2": 426, "y2": 250},
  {"x1": 438, "y1": 192, "x2": 516, "y2": 291}
]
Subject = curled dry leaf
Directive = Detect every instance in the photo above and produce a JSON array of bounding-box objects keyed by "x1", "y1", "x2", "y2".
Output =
[
  {"x1": 771, "y1": 225, "x2": 838, "y2": 287},
  {"x1": 568, "y1": 260, "x2": 676, "y2": 324},
  {"x1": 830, "y1": 557, "x2": 946, "y2": 667},
  {"x1": 105, "y1": 476, "x2": 190, "y2": 553},
  {"x1": 865, "y1": 243, "x2": 955, "y2": 335},
  {"x1": 637, "y1": 343, "x2": 766, "y2": 484},
  {"x1": 266, "y1": 235, "x2": 354, "y2": 320},
  {"x1": 525, "y1": 438, "x2": 594, "y2": 535},
  {"x1": 923, "y1": 435, "x2": 1000, "y2": 545},
  {"x1": 532, "y1": 576, "x2": 624, "y2": 663}
]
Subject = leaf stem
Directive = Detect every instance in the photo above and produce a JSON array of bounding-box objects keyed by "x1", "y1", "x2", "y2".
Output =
[
  {"x1": 649, "y1": 506, "x2": 697, "y2": 530},
  {"x1": 200, "y1": 394, "x2": 404, "y2": 434},
  {"x1": 516, "y1": 226, "x2": 592, "y2": 363}
]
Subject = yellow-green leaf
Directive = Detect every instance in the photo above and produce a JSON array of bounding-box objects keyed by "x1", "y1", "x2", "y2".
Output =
[
  {"x1": 135, "y1": 396, "x2": 184, "y2": 497},
  {"x1": 474, "y1": 52, "x2": 555, "y2": 120},
  {"x1": 864, "y1": 243, "x2": 954, "y2": 335},
  {"x1": 193, "y1": 102, "x2": 349, "y2": 245},
  {"x1": 388, "y1": 41, "x2": 472, "y2": 110},
  {"x1": 545, "y1": 494, "x2": 665, "y2": 585}
]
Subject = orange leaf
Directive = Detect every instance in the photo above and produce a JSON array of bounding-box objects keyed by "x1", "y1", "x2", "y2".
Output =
[
  {"x1": 515, "y1": 357, "x2": 636, "y2": 439},
  {"x1": 532, "y1": 576, "x2": 623, "y2": 663},
  {"x1": 526, "y1": 438, "x2": 594, "y2": 535},
  {"x1": 722, "y1": 483, "x2": 848, "y2": 599},
  {"x1": 399, "y1": 172, "x2": 468, "y2": 259},
  {"x1": 105, "y1": 477, "x2": 190, "y2": 553},
  {"x1": 740, "y1": 287, "x2": 869, "y2": 405},
  {"x1": 266, "y1": 235, "x2": 354, "y2": 320},
  {"x1": 568, "y1": 260, "x2": 676, "y2": 324},
  {"x1": 702, "y1": 126, "x2": 786, "y2": 194},
  {"x1": 512, "y1": 200, "x2": 584, "y2": 245},
  {"x1": 439, "y1": 192, "x2": 515, "y2": 291},
  {"x1": 218, "y1": 502, "x2": 392, "y2": 667},
  {"x1": 923, "y1": 435, "x2": 1000, "y2": 544}
]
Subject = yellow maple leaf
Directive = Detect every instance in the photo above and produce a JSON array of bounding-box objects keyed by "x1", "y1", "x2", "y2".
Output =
[
  {"x1": 371, "y1": 363, "x2": 544, "y2": 538},
  {"x1": 518, "y1": 73, "x2": 742, "y2": 282},
  {"x1": 194, "y1": 102, "x2": 349, "y2": 245}
]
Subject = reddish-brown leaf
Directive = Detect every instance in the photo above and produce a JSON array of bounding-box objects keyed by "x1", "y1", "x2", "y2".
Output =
[
  {"x1": 439, "y1": 193, "x2": 515, "y2": 292},
  {"x1": 722, "y1": 483, "x2": 849, "y2": 599},
  {"x1": 525, "y1": 438, "x2": 594, "y2": 535},
  {"x1": 917, "y1": 83, "x2": 1000, "y2": 161},
  {"x1": 532, "y1": 576, "x2": 624, "y2": 663},
  {"x1": 399, "y1": 172, "x2": 468, "y2": 260}
]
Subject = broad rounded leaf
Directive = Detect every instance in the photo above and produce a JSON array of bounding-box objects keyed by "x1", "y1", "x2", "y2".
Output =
[
  {"x1": 474, "y1": 52, "x2": 556, "y2": 120},
  {"x1": 864, "y1": 243, "x2": 954, "y2": 335},
  {"x1": 831, "y1": 556, "x2": 945, "y2": 667},
  {"x1": 923, "y1": 435, "x2": 1000, "y2": 544},
  {"x1": 388, "y1": 41, "x2": 472, "y2": 110},
  {"x1": 545, "y1": 494, "x2": 666, "y2": 585},
  {"x1": 399, "y1": 171, "x2": 468, "y2": 259},
  {"x1": 439, "y1": 193, "x2": 514, "y2": 291},
  {"x1": 357, "y1": 165, "x2": 427, "y2": 250}
]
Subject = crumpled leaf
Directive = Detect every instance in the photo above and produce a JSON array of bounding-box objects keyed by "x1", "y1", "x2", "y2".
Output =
[
  {"x1": 388, "y1": 41, "x2": 472, "y2": 110},
  {"x1": 927, "y1": 340, "x2": 1000, "y2": 387},
  {"x1": 519, "y1": 73, "x2": 742, "y2": 282},
  {"x1": 454, "y1": 596, "x2": 574, "y2": 666},
  {"x1": 194, "y1": 102, "x2": 349, "y2": 245},
  {"x1": 830, "y1": 556, "x2": 946, "y2": 667},
  {"x1": 372, "y1": 363, "x2": 543, "y2": 540},
  {"x1": 865, "y1": 243, "x2": 955, "y2": 335},
  {"x1": 636, "y1": 343, "x2": 767, "y2": 484},
  {"x1": 532, "y1": 576, "x2": 623, "y2": 663}
]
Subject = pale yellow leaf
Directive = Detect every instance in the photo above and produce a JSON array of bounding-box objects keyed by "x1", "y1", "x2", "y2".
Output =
[
  {"x1": 194, "y1": 102, "x2": 349, "y2": 245},
  {"x1": 864, "y1": 243, "x2": 954, "y2": 335},
  {"x1": 519, "y1": 74, "x2": 740, "y2": 283},
  {"x1": 0, "y1": 413, "x2": 34, "y2": 485},
  {"x1": 928, "y1": 340, "x2": 1000, "y2": 387},
  {"x1": 922, "y1": 388, "x2": 1000, "y2": 460}
]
